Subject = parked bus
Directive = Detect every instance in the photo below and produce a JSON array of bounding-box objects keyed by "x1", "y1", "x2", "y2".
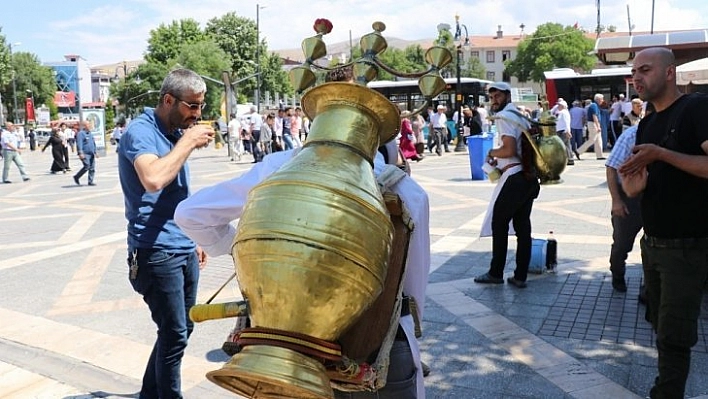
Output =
[
  {"x1": 544, "y1": 67, "x2": 636, "y2": 105},
  {"x1": 367, "y1": 77, "x2": 492, "y2": 114}
]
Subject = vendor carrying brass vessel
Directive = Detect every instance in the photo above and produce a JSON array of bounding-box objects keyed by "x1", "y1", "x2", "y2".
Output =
[
  {"x1": 201, "y1": 19, "x2": 452, "y2": 399},
  {"x1": 207, "y1": 82, "x2": 399, "y2": 398}
]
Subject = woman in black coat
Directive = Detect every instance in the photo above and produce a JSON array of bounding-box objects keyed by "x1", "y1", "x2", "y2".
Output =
[{"x1": 41, "y1": 128, "x2": 68, "y2": 173}]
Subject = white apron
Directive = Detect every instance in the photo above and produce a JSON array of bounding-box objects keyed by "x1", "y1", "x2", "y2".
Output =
[{"x1": 480, "y1": 165, "x2": 522, "y2": 237}]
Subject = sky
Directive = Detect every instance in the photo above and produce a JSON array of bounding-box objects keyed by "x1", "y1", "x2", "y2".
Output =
[{"x1": 3, "y1": 0, "x2": 708, "y2": 67}]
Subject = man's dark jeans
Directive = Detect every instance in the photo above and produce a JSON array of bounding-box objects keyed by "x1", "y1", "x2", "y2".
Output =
[
  {"x1": 334, "y1": 339, "x2": 417, "y2": 399},
  {"x1": 128, "y1": 248, "x2": 199, "y2": 399},
  {"x1": 489, "y1": 172, "x2": 540, "y2": 282},
  {"x1": 609, "y1": 194, "x2": 643, "y2": 278},
  {"x1": 74, "y1": 153, "x2": 96, "y2": 184},
  {"x1": 641, "y1": 237, "x2": 708, "y2": 399}
]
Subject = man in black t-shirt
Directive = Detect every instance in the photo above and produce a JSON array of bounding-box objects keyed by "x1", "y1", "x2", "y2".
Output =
[{"x1": 620, "y1": 47, "x2": 708, "y2": 399}]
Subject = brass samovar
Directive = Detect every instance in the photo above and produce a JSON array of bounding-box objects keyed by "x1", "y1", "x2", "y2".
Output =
[
  {"x1": 200, "y1": 20, "x2": 452, "y2": 399},
  {"x1": 527, "y1": 110, "x2": 568, "y2": 184}
]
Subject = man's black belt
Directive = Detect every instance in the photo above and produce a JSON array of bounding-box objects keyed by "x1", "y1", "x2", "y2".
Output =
[{"x1": 643, "y1": 234, "x2": 708, "y2": 249}]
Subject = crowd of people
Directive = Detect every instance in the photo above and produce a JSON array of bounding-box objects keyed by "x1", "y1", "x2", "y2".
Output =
[{"x1": 2, "y1": 46, "x2": 706, "y2": 398}]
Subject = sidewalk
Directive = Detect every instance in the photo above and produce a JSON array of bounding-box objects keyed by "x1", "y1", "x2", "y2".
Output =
[{"x1": 1, "y1": 147, "x2": 708, "y2": 398}]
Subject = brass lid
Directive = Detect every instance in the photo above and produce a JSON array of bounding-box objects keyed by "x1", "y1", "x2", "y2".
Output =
[{"x1": 301, "y1": 82, "x2": 400, "y2": 144}]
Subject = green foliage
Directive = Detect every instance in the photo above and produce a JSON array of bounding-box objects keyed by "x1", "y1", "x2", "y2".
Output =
[
  {"x1": 47, "y1": 99, "x2": 58, "y2": 120},
  {"x1": 170, "y1": 40, "x2": 231, "y2": 119},
  {"x1": 0, "y1": 48, "x2": 56, "y2": 123},
  {"x1": 505, "y1": 22, "x2": 596, "y2": 82},
  {"x1": 145, "y1": 19, "x2": 206, "y2": 65},
  {"x1": 205, "y1": 12, "x2": 290, "y2": 103},
  {"x1": 104, "y1": 96, "x2": 115, "y2": 130},
  {"x1": 463, "y1": 56, "x2": 486, "y2": 79}
]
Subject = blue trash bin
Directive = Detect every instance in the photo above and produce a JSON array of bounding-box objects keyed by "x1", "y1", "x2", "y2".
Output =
[{"x1": 467, "y1": 135, "x2": 494, "y2": 180}]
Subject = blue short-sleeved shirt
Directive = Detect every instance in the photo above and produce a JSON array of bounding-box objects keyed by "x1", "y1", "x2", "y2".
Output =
[
  {"x1": 118, "y1": 108, "x2": 195, "y2": 252},
  {"x1": 586, "y1": 102, "x2": 600, "y2": 122}
]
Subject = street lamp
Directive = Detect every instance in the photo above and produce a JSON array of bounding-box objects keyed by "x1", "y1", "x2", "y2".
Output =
[
  {"x1": 112, "y1": 61, "x2": 140, "y2": 119},
  {"x1": 9, "y1": 42, "x2": 21, "y2": 124},
  {"x1": 453, "y1": 15, "x2": 470, "y2": 152}
]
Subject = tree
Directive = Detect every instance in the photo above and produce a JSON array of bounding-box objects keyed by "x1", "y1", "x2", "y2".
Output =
[
  {"x1": 505, "y1": 22, "x2": 596, "y2": 83},
  {"x1": 462, "y1": 56, "x2": 486, "y2": 79},
  {"x1": 145, "y1": 19, "x2": 206, "y2": 65},
  {"x1": 104, "y1": 96, "x2": 115, "y2": 130},
  {"x1": 205, "y1": 12, "x2": 291, "y2": 103},
  {"x1": 0, "y1": 48, "x2": 56, "y2": 124},
  {"x1": 170, "y1": 40, "x2": 231, "y2": 119},
  {"x1": 433, "y1": 24, "x2": 456, "y2": 79}
]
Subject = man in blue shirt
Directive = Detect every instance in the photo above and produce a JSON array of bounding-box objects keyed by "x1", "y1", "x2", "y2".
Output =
[
  {"x1": 118, "y1": 68, "x2": 214, "y2": 399},
  {"x1": 577, "y1": 93, "x2": 606, "y2": 160},
  {"x1": 73, "y1": 122, "x2": 98, "y2": 186}
]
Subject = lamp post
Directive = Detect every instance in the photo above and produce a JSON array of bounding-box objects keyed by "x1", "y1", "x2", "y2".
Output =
[
  {"x1": 9, "y1": 42, "x2": 21, "y2": 124},
  {"x1": 453, "y1": 15, "x2": 470, "y2": 152},
  {"x1": 112, "y1": 61, "x2": 140, "y2": 120}
]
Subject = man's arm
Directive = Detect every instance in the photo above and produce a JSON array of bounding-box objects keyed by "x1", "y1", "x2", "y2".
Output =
[
  {"x1": 134, "y1": 124, "x2": 214, "y2": 192},
  {"x1": 76, "y1": 132, "x2": 84, "y2": 155},
  {"x1": 606, "y1": 167, "x2": 628, "y2": 217},
  {"x1": 619, "y1": 141, "x2": 708, "y2": 179},
  {"x1": 174, "y1": 150, "x2": 295, "y2": 256}
]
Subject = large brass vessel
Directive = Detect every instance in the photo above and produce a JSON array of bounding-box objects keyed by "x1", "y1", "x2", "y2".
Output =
[
  {"x1": 528, "y1": 111, "x2": 568, "y2": 184},
  {"x1": 207, "y1": 82, "x2": 399, "y2": 398}
]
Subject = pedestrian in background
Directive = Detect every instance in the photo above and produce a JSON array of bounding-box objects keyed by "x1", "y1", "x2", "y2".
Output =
[
  {"x1": 117, "y1": 68, "x2": 213, "y2": 399},
  {"x1": 474, "y1": 82, "x2": 540, "y2": 289},
  {"x1": 73, "y1": 122, "x2": 98, "y2": 186},
  {"x1": 42, "y1": 127, "x2": 68, "y2": 174},
  {"x1": 1, "y1": 122, "x2": 31, "y2": 183}
]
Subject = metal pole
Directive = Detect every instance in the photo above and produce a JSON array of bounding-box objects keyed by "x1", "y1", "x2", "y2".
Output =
[
  {"x1": 454, "y1": 16, "x2": 466, "y2": 152},
  {"x1": 0, "y1": 92, "x2": 4, "y2": 125},
  {"x1": 650, "y1": 0, "x2": 655, "y2": 34},
  {"x1": 10, "y1": 44, "x2": 19, "y2": 124},
  {"x1": 255, "y1": 4, "x2": 261, "y2": 113}
]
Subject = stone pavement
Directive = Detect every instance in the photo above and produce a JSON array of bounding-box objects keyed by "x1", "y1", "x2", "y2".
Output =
[{"x1": 1, "y1": 145, "x2": 708, "y2": 398}]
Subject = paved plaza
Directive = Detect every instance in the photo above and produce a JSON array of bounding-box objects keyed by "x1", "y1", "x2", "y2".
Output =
[{"x1": 2, "y1": 144, "x2": 708, "y2": 399}]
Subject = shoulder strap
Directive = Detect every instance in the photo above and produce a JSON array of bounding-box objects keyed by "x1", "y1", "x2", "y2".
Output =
[{"x1": 657, "y1": 94, "x2": 694, "y2": 150}]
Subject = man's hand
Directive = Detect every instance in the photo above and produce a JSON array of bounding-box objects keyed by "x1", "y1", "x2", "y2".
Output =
[
  {"x1": 618, "y1": 144, "x2": 664, "y2": 176},
  {"x1": 183, "y1": 125, "x2": 215, "y2": 150},
  {"x1": 611, "y1": 199, "x2": 629, "y2": 218},
  {"x1": 196, "y1": 246, "x2": 208, "y2": 270},
  {"x1": 620, "y1": 167, "x2": 648, "y2": 198},
  {"x1": 78, "y1": 153, "x2": 85, "y2": 160}
]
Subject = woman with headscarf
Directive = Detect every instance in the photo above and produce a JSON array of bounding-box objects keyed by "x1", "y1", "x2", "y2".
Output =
[
  {"x1": 399, "y1": 110, "x2": 423, "y2": 162},
  {"x1": 41, "y1": 127, "x2": 68, "y2": 174}
]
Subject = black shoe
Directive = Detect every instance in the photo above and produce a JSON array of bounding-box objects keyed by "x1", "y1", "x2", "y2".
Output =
[
  {"x1": 73, "y1": 176, "x2": 80, "y2": 186},
  {"x1": 3, "y1": 180, "x2": 11, "y2": 184},
  {"x1": 567, "y1": 160, "x2": 575, "y2": 166},
  {"x1": 474, "y1": 272, "x2": 504, "y2": 284},
  {"x1": 506, "y1": 277, "x2": 527, "y2": 288},
  {"x1": 597, "y1": 157, "x2": 607, "y2": 160},
  {"x1": 88, "y1": 182, "x2": 96, "y2": 186},
  {"x1": 421, "y1": 361, "x2": 431, "y2": 377},
  {"x1": 638, "y1": 284, "x2": 647, "y2": 304},
  {"x1": 22, "y1": 177, "x2": 30, "y2": 182},
  {"x1": 612, "y1": 277, "x2": 627, "y2": 293},
  {"x1": 574, "y1": 150, "x2": 581, "y2": 160},
  {"x1": 50, "y1": 171, "x2": 57, "y2": 174}
]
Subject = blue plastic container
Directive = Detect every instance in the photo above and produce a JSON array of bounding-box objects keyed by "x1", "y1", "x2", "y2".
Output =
[{"x1": 467, "y1": 135, "x2": 494, "y2": 180}]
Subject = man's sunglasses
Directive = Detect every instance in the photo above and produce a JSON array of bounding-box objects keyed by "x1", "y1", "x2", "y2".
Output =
[{"x1": 170, "y1": 94, "x2": 207, "y2": 110}]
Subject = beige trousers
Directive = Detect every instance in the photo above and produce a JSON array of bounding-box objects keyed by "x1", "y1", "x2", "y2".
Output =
[{"x1": 577, "y1": 122, "x2": 603, "y2": 158}]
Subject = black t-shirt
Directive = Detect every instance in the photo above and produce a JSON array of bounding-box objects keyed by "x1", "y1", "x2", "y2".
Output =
[{"x1": 636, "y1": 94, "x2": 708, "y2": 238}]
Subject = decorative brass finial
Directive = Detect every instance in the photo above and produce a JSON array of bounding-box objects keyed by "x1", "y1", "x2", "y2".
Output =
[{"x1": 288, "y1": 18, "x2": 453, "y2": 115}]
